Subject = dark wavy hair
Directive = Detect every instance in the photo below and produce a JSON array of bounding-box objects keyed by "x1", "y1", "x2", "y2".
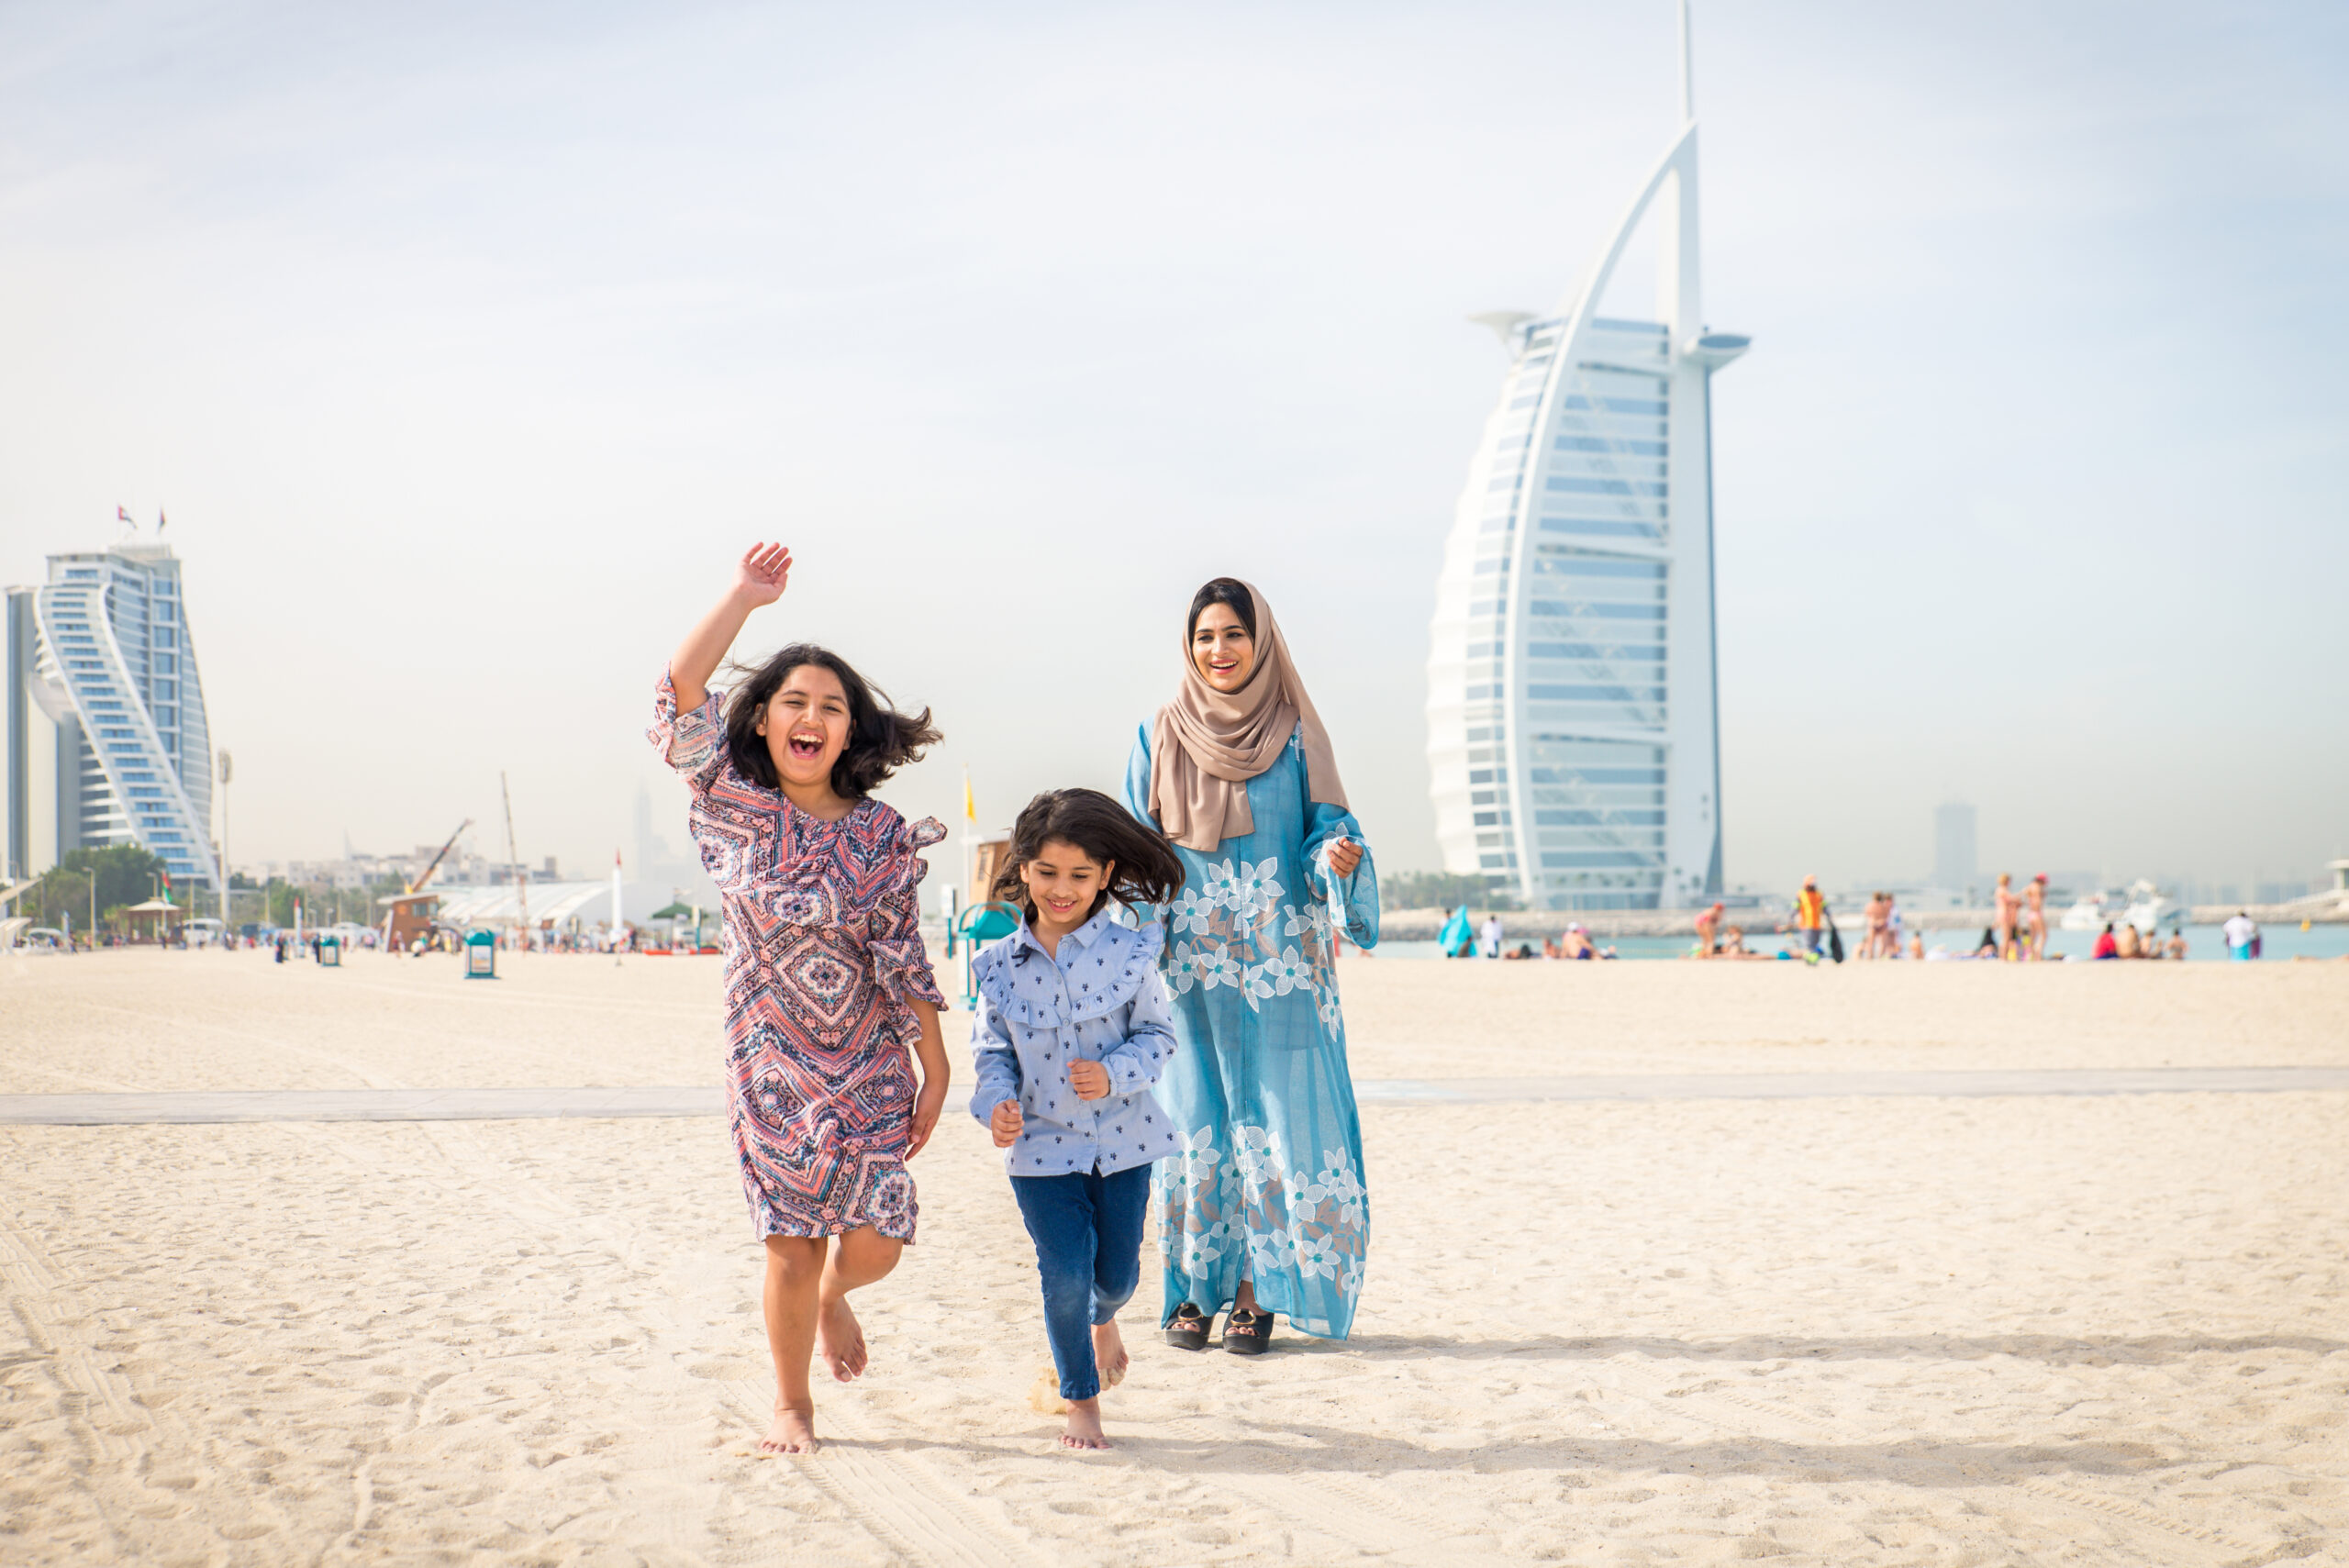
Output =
[
  {"x1": 1186, "y1": 577, "x2": 1255, "y2": 642},
  {"x1": 991, "y1": 788, "x2": 1186, "y2": 922},
  {"x1": 721, "y1": 643, "x2": 941, "y2": 796}
]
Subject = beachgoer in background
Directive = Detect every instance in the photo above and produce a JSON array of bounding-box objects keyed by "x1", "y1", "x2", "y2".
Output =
[
  {"x1": 2117, "y1": 921, "x2": 2143, "y2": 960},
  {"x1": 1860, "y1": 892, "x2": 1898, "y2": 957},
  {"x1": 1438, "y1": 903, "x2": 1475, "y2": 958},
  {"x1": 1720, "y1": 925, "x2": 1752, "y2": 957},
  {"x1": 2222, "y1": 910, "x2": 2257, "y2": 961},
  {"x1": 2023, "y1": 874, "x2": 2050, "y2": 961},
  {"x1": 654, "y1": 541, "x2": 951, "y2": 1456},
  {"x1": 1694, "y1": 901, "x2": 1724, "y2": 957},
  {"x1": 1906, "y1": 931, "x2": 1924, "y2": 961},
  {"x1": 1125, "y1": 577, "x2": 1377, "y2": 1358},
  {"x1": 1784, "y1": 875, "x2": 1826, "y2": 957},
  {"x1": 1993, "y1": 873, "x2": 2020, "y2": 961},
  {"x1": 2093, "y1": 922, "x2": 2119, "y2": 960},
  {"x1": 1480, "y1": 912, "x2": 1504, "y2": 960},
  {"x1": 2166, "y1": 928, "x2": 2188, "y2": 961},
  {"x1": 969, "y1": 789, "x2": 1186, "y2": 1451}
]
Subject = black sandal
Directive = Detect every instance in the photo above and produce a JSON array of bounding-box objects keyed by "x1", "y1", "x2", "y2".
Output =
[
  {"x1": 1223, "y1": 1307, "x2": 1273, "y2": 1356},
  {"x1": 1164, "y1": 1303, "x2": 1211, "y2": 1351}
]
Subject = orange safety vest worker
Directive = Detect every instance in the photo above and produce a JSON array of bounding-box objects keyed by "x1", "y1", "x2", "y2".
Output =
[{"x1": 1795, "y1": 888, "x2": 1825, "y2": 929}]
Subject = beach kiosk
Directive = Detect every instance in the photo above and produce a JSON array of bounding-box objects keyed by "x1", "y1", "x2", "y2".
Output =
[
  {"x1": 463, "y1": 928, "x2": 497, "y2": 980},
  {"x1": 952, "y1": 900, "x2": 1021, "y2": 1007}
]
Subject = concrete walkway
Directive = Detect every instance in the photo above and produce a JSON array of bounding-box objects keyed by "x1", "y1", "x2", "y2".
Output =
[{"x1": 2, "y1": 1067, "x2": 2343, "y2": 1125}]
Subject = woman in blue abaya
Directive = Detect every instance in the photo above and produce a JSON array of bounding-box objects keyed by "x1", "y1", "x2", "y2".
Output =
[{"x1": 1124, "y1": 579, "x2": 1379, "y2": 1354}]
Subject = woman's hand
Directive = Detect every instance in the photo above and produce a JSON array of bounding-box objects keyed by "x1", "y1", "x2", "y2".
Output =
[
  {"x1": 1069, "y1": 1061, "x2": 1110, "y2": 1101},
  {"x1": 731, "y1": 541, "x2": 792, "y2": 606},
  {"x1": 1325, "y1": 837, "x2": 1364, "y2": 878},
  {"x1": 989, "y1": 1099, "x2": 1024, "y2": 1148}
]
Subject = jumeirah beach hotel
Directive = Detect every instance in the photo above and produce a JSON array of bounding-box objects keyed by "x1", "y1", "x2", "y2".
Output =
[
  {"x1": 5, "y1": 541, "x2": 220, "y2": 894},
  {"x1": 1425, "y1": 6, "x2": 1748, "y2": 912}
]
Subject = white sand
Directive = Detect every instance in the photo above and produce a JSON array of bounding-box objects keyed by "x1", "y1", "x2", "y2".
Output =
[{"x1": 2, "y1": 950, "x2": 2343, "y2": 1564}]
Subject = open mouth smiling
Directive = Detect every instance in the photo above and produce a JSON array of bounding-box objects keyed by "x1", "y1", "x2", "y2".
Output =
[{"x1": 785, "y1": 730, "x2": 825, "y2": 760}]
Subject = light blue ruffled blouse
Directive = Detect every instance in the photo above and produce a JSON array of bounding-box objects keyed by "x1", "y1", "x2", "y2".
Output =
[{"x1": 967, "y1": 907, "x2": 1183, "y2": 1178}]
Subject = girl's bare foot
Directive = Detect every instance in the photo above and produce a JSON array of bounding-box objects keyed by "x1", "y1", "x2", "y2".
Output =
[
  {"x1": 1061, "y1": 1396, "x2": 1110, "y2": 1451},
  {"x1": 815, "y1": 1295, "x2": 867, "y2": 1383},
  {"x1": 1092, "y1": 1319, "x2": 1129, "y2": 1388},
  {"x1": 762, "y1": 1402, "x2": 818, "y2": 1455}
]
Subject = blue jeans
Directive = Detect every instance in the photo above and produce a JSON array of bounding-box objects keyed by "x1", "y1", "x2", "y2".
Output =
[{"x1": 1011, "y1": 1163, "x2": 1152, "y2": 1401}]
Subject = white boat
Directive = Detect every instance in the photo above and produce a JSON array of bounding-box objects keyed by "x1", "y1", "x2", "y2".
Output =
[
  {"x1": 2059, "y1": 894, "x2": 2110, "y2": 933},
  {"x1": 2120, "y1": 880, "x2": 2180, "y2": 934}
]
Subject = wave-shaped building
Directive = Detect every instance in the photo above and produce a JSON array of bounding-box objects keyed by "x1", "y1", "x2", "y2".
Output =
[
  {"x1": 5, "y1": 541, "x2": 219, "y2": 893},
  {"x1": 1425, "y1": 4, "x2": 1747, "y2": 912}
]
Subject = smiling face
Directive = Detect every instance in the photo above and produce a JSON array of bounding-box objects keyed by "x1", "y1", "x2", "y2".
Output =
[
  {"x1": 1019, "y1": 839, "x2": 1115, "y2": 932},
  {"x1": 755, "y1": 663, "x2": 852, "y2": 793},
  {"x1": 1191, "y1": 601, "x2": 1257, "y2": 694}
]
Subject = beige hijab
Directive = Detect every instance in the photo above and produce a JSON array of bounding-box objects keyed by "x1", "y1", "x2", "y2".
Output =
[{"x1": 1149, "y1": 582, "x2": 1349, "y2": 852}]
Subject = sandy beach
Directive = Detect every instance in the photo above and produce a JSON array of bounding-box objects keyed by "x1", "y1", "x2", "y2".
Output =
[{"x1": 3, "y1": 949, "x2": 2343, "y2": 1564}]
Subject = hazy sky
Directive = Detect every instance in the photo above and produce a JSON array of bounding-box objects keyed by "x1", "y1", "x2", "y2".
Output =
[{"x1": 4, "y1": 0, "x2": 2343, "y2": 897}]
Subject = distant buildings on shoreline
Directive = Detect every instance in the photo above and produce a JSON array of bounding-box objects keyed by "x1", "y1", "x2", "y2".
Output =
[{"x1": 6, "y1": 541, "x2": 218, "y2": 892}]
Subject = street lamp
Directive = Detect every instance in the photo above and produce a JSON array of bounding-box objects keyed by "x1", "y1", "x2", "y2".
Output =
[{"x1": 217, "y1": 750, "x2": 233, "y2": 929}]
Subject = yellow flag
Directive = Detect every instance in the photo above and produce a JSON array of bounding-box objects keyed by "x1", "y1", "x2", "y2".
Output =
[{"x1": 963, "y1": 768, "x2": 975, "y2": 823}]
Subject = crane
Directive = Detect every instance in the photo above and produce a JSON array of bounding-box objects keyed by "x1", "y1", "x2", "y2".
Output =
[
  {"x1": 500, "y1": 774, "x2": 530, "y2": 950},
  {"x1": 383, "y1": 818, "x2": 473, "y2": 951},
  {"x1": 407, "y1": 820, "x2": 472, "y2": 894}
]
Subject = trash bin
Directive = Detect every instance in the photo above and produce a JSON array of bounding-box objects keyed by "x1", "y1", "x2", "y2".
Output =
[
  {"x1": 464, "y1": 928, "x2": 498, "y2": 980},
  {"x1": 318, "y1": 935, "x2": 342, "y2": 968}
]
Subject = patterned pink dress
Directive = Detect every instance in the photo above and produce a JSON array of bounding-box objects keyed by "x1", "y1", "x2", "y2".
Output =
[{"x1": 651, "y1": 673, "x2": 948, "y2": 1241}]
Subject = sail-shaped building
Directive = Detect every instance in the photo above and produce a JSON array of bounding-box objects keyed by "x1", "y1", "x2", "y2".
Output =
[{"x1": 1425, "y1": 2, "x2": 1746, "y2": 912}]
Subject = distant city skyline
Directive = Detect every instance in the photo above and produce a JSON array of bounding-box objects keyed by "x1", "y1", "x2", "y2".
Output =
[{"x1": 2, "y1": 1, "x2": 2343, "y2": 897}]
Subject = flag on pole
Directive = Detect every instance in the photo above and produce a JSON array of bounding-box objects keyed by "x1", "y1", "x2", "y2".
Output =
[
  {"x1": 157, "y1": 510, "x2": 168, "y2": 533},
  {"x1": 963, "y1": 767, "x2": 975, "y2": 824},
  {"x1": 117, "y1": 506, "x2": 134, "y2": 530}
]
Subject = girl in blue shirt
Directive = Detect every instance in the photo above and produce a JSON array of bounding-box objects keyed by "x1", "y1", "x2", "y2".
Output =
[{"x1": 969, "y1": 788, "x2": 1185, "y2": 1450}]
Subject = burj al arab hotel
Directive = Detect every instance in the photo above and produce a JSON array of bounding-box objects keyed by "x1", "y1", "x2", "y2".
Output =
[{"x1": 1425, "y1": 2, "x2": 1747, "y2": 912}]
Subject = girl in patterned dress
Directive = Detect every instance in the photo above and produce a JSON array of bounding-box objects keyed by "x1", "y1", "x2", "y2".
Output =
[{"x1": 651, "y1": 542, "x2": 952, "y2": 1456}]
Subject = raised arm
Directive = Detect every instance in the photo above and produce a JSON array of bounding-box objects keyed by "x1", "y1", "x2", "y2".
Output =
[{"x1": 671, "y1": 543, "x2": 792, "y2": 710}]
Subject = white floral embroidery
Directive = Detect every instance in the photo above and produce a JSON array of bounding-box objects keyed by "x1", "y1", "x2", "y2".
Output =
[
  {"x1": 1165, "y1": 941, "x2": 1208, "y2": 995},
  {"x1": 1231, "y1": 1124, "x2": 1282, "y2": 1194},
  {"x1": 1292, "y1": 1230, "x2": 1342, "y2": 1281},
  {"x1": 1227, "y1": 857, "x2": 1286, "y2": 924},
  {"x1": 1198, "y1": 859, "x2": 1243, "y2": 911},
  {"x1": 1239, "y1": 962, "x2": 1275, "y2": 1006},
  {"x1": 1167, "y1": 888, "x2": 1215, "y2": 937},
  {"x1": 1284, "y1": 901, "x2": 1331, "y2": 943},
  {"x1": 1318, "y1": 992, "x2": 1344, "y2": 1033},
  {"x1": 1200, "y1": 944, "x2": 1241, "y2": 991},
  {"x1": 1261, "y1": 945, "x2": 1311, "y2": 996}
]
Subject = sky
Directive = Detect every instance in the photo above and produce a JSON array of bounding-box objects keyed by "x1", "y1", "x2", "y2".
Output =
[{"x1": 3, "y1": 0, "x2": 2344, "y2": 899}]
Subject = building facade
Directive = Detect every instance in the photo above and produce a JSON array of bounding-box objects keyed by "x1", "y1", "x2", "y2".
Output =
[
  {"x1": 3, "y1": 542, "x2": 219, "y2": 892},
  {"x1": 1425, "y1": 7, "x2": 1746, "y2": 911}
]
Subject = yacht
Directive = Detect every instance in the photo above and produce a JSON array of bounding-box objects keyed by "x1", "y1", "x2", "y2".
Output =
[
  {"x1": 2059, "y1": 893, "x2": 2111, "y2": 933},
  {"x1": 2121, "y1": 880, "x2": 2181, "y2": 934}
]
